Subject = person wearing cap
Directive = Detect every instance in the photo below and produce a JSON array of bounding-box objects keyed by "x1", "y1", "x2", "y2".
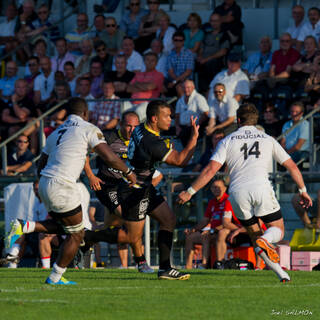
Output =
[{"x1": 208, "y1": 52, "x2": 249, "y2": 104}]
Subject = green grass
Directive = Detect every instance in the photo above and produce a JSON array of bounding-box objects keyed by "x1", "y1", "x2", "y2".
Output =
[{"x1": 0, "y1": 268, "x2": 319, "y2": 320}]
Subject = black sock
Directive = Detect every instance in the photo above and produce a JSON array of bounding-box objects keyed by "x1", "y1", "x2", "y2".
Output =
[
  {"x1": 158, "y1": 230, "x2": 173, "y2": 270},
  {"x1": 134, "y1": 254, "x2": 146, "y2": 265},
  {"x1": 84, "y1": 227, "x2": 119, "y2": 244}
]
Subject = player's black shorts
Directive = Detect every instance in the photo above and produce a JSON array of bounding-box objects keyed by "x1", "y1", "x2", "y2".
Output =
[
  {"x1": 227, "y1": 233, "x2": 252, "y2": 247},
  {"x1": 95, "y1": 182, "x2": 120, "y2": 213},
  {"x1": 118, "y1": 182, "x2": 165, "y2": 221}
]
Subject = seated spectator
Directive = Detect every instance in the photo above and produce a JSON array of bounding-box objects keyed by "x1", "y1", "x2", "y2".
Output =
[
  {"x1": 24, "y1": 56, "x2": 41, "y2": 99},
  {"x1": 93, "y1": 40, "x2": 113, "y2": 72},
  {"x1": 33, "y1": 56, "x2": 55, "y2": 106},
  {"x1": 0, "y1": 61, "x2": 19, "y2": 102},
  {"x1": 4, "y1": 134, "x2": 36, "y2": 175},
  {"x1": 87, "y1": 58, "x2": 104, "y2": 99},
  {"x1": 156, "y1": 13, "x2": 175, "y2": 54},
  {"x1": 214, "y1": 0, "x2": 244, "y2": 46},
  {"x1": 208, "y1": 52, "x2": 250, "y2": 103},
  {"x1": 15, "y1": 0, "x2": 37, "y2": 36},
  {"x1": 119, "y1": 0, "x2": 147, "y2": 40},
  {"x1": 51, "y1": 37, "x2": 75, "y2": 73},
  {"x1": 147, "y1": 39, "x2": 168, "y2": 78},
  {"x1": 286, "y1": 5, "x2": 306, "y2": 48},
  {"x1": 76, "y1": 77, "x2": 95, "y2": 118},
  {"x1": 92, "y1": 81, "x2": 120, "y2": 130},
  {"x1": 125, "y1": 52, "x2": 164, "y2": 121},
  {"x1": 183, "y1": 12, "x2": 204, "y2": 57},
  {"x1": 64, "y1": 61, "x2": 77, "y2": 96},
  {"x1": 206, "y1": 83, "x2": 238, "y2": 136},
  {"x1": 175, "y1": 80, "x2": 209, "y2": 146},
  {"x1": 32, "y1": 38, "x2": 48, "y2": 60},
  {"x1": 197, "y1": 13, "x2": 230, "y2": 94},
  {"x1": 243, "y1": 36, "x2": 272, "y2": 82},
  {"x1": 0, "y1": 4, "x2": 18, "y2": 52},
  {"x1": 304, "y1": 54, "x2": 320, "y2": 106},
  {"x1": 166, "y1": 31, "x2": 194, "y2": 97},
  {"x1": 65, "y1": 13, "x2": 94, "y2": 56},
  {"x1": 92, "y1": 14, "x2": 106, "y2": 40},
  {"x1": 105, "y1": 54, "x2": 135, "y2": 98},
  {"x1": 280, "y1": 101, "x2": 309, "y2": 163},
  {"x1": 296, "y1": 7, "x2": 320, "y2": 52},
  {"x1": 113, "y1": 37, "x2": 145, "y2": 73},
  {"x1": 135, "y1": 0, "x2": 166, "y2": 53},
  {"x1": 258, "y1": 101, "x2": 285, "y2": 138},
  {"x1": 75, "y1": 39, "x2": 95, "y2": 76}
]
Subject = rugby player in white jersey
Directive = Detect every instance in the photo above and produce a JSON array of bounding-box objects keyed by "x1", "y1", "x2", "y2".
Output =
[
  {"x1": 178, "y1": 103, "x2": 312, "y2": 282},
  {"x1": 8, "y1": 97, "x2": 136, "y2": 285}
]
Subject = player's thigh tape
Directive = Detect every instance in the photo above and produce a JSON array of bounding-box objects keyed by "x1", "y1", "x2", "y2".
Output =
[{"x1": 63, "y1": 222, "x2": 84, "y2": 234}]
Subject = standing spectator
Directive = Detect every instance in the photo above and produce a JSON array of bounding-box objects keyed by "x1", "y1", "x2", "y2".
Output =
[
  {"x1": 33, "y1": 57, "x2": 55, "y2": 106},
  {"x1": 286, "y1": 5, "x2": 306, "y2": 48},
  {"x1": 120, "y1": 0, "x2": 147, "y2": 40},
  {"x1": 75, "y1": 39, "x2": 95, "y2": 76},
  {"x1": 206, "y1": 83, "x2": 238, "y2": 136},
  {"x1": 175, "y1": 80, "x2": 209, "y2": 146},
  {"x1": 296, "y1": 7, "x2": 320, "y2": 51},
  {"x1": 25, "y1": 56, "x2": 41, "y2": 99},
  {"x1": 280, "y1": 101, "x2": 309, "y2": 163},
  {"x1": 214, "y1": 0, "x2": 244, "y2": 46},
  {"x1": 65, "y1": 13, "x2": 94, "y2": 56},
  {"x1": 92, "y1": 81, "x2": 121, "y2": 130},
  {"x1": 88, "y1": 58, "x2": 104, "y2": 99},
  {"x1": 156, "y1": 13, "x2": 175, "y2": 54},
  {"x1": 167, "y1": 31, "x2": 194, "y2": 97},
  {"x1": 183, "y1": 12, "x2": 204, "y2": 56},
  {"x1": 77, "y1": 77, "x2": 95, "y2": 117},
  {"x1": 105, "y1": 54, "x2": 135, "y2": 98},
  {"x1": 126, "y1": 52, "x2": 164, "y2": 121},
  {"x1": 0, "y1": 4, "x2": 18, "y2": 51},
  {"x1": 208, "y1": 52, "x2": 250, "y2": 103},
  {"x1": 93, "y1": 40, "x2": 113, "y2": 72},
  {"x1": 197, "y1": 13, "x2": 230, "y2": 94},
  {"x1": 113, "y1": 37, "x2": 145, "y2": 73},
  {"x1": 51, "y1": 38, "x2": 75, "y2": 73},
  {"x1": 64, "y1": 61, "x2": 77, "y2": 97},
  {"x1": 0, "y1": 61, "x2": 19, "y2": 102}
]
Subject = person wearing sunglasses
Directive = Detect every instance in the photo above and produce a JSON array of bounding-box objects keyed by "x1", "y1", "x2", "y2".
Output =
[{"x1": 93, "y1": 40, "x2": 113, "y2": 72}]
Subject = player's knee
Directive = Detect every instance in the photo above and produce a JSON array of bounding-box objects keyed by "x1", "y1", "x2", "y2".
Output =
[{"x1": 217, "y1": 228, "x2": 229, "y2": 240}]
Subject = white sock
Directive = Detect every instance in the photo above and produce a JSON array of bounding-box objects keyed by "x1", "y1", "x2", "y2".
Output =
[
  {"x1": 48, "y1": 263, "x2": 66, "y2": 282},
  {"x1": 8, "y1": 244, "x2": 20, "y2": 257},
  {"x1": 255, "y1": 247, "x2": 290, "y2": 280},
  {"x1": 41, "y1": 256, "x2": 51, "y2": 269},
  {"x1": 261, "y1": 227, "x2": 282, "y2": 244},
  {"x1": 22, "y1": 221, "x2": 36, "y2": 234},
  {"x1": 8, "y1": 262, "x2": 17, "y2": 268}
]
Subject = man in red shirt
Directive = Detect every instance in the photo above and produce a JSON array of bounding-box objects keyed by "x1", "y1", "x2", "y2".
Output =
[{"x1": 125, "y1": 52, "x2": 164, "y2": 121}]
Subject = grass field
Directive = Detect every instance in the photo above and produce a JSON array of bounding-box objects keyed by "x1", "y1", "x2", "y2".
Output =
[{"x1": 0, "y1": 268, "x2": 318, "y2": 320}]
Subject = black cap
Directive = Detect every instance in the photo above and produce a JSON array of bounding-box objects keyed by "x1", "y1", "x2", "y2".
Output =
[{"x1": 227, "y1": 52, "x2": 241, "y2": 62}]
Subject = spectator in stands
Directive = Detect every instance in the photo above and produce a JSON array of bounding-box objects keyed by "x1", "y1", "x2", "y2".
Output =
[
  {"x1": 148, "y1": 38, "x2": 168, "y2": 78},
  {"x1": 76, "y1": 77, "x2": 95, "y2": 117},
  {"x1": 183, "y1": 12, "x2": 204, "y2": 57},
  {"x1": 33, "y1": 56, "x2": 55, "y2": 106},
  {"x1": 296, "y1": 7, "x2": 320, "y2": 52},
  {"x1": 214, "y1": 0, "x2": 243, "y2": 46},
  {"x1": 75, "y1": 39, "x2": 95, "y2": 76},
  {"x1": 88, "y1": 58, "x2": 104, "y2": 99},
  {"x1": 280, "y1": 101, "x2": 309, "y2": 163},
  {"x1": 197, "y1": 13, "x2": 230, "y2": 94},
  {"x1": 156, "y1": 13, "x2": 175, "y2": 54},
  {"x1": 136, "y1": 0, "x2": 165, "y2": 53},
  {"x1": 243, "y1": 36, "x2": 272, "y2": 81},
  {"x1": 65, "y1": 13, "x2": 94, "y2": 56},
  {"x1": 113, "y1": 37, "x2": 145, "y2": 73},
  {"x1": 304, "y1": 54, "x2": 320, "y2": 106},
  {"x1": 33, "y1": 38, "x2": 47, "y2": 59},
  {"x1": 0, "y1": 4, "x2": 18, "y2": 51},
  {"x1": 51, "y1": 38, "x2": 75, "y2": 73},
  {"x1": 167, "y1": 31, "x2": 194, "y2": 97},
  {"x1": 15, "y1": 0, "x2": 37, "y2": 35},
  {"x1": 93, "y1": 14, "x2": 106, "y2": 39},
  {"x1": 286, "y1": 5, "x2": 306, "y2": 48},
  {"x1": 206, "y1": 83, "x2": 238, "y2": 136},
  {"x1": 105, "y1": 54, "x2": 135, "y2": 98},
  {"x1": 120, "y1": 0, "x2": 147, "y2": 40},
  {"x1": 0, "y1": 61, "x2": 19, "y2": 102},
  {"x1": 258, "y1": 101, "x2": 284, "y2": 138},
  {"x1": 208, "y1": 52, "x2": 250, "y2": 103},
  {"x1": 64, "y1": 61, "x2": 77, "y2": 96},
  {"x1": 175, "y1": 80, "x2": 209, "y2": 146},
  {"x1": 92, "y1": 81, "x2": 120, "y2": 130},
  {"x1": 94, "y1": 40, "x2": 113, "y2": 72},
  {"x1": 25, "y1": 56, "x2": 40, "y2": 99},
  {"x1": 125, "y1": 52, "x2": 164, "y2": 121},
  {"x1": 4, "y1": 134, "x2": 36, "y2": 175}
]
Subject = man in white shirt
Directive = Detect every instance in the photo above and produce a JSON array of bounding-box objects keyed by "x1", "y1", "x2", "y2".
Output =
[
  {"x1": 7, "y1": 97, "x2": 136, "y2": 285},
  {"x1": 206, "y1": 83, "x2": 238, "y2": 136},
  {"x1": 178, "y1": 103, "x2": 312, "y2": 282},
  {"x1": 286, "y1": 5, "x2": 306, "y2": 48},
  {"x1": 175, "y1": 80, "x2": 209, "y2": 146},
  {"x1": 208, "y1": 53, "x2": 250, "y2": 104}
]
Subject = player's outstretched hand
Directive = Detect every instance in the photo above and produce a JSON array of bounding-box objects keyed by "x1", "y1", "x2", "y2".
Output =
[
  {"x1": 299, "y1": 192, "x2": 313, "y2": 209},
  {"x1": 127, "y1": 172, "x2": 137, "y2": 187},
  {"x1": 177, "y1": 191, "x2": 192, "y2": 204},
  {"x1": 190, "y1": 116, "x2": 199, "y2": 140},
  {"x1": 88, "y1": 174, "x2": 104, "y2": 191}
]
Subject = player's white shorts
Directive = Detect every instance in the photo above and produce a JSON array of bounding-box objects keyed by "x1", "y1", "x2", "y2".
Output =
[
  {"x1": 39, "y1": 176, "x2": 81, "y2": 213},
  {"x1": 228, "y1": 183, "x2": 280, "y2": 221}
]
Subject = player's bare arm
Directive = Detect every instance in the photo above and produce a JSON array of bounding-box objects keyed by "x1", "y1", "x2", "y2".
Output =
[
  {"x1": 178, "y1": 160, "x2": 222, "y2": 204},
  {"x1": 84, "y1": 156, "x2": 104, "y2": 191},
  {"x1": 37, "y1": 152, "x2": 48, "y2": 177}
]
